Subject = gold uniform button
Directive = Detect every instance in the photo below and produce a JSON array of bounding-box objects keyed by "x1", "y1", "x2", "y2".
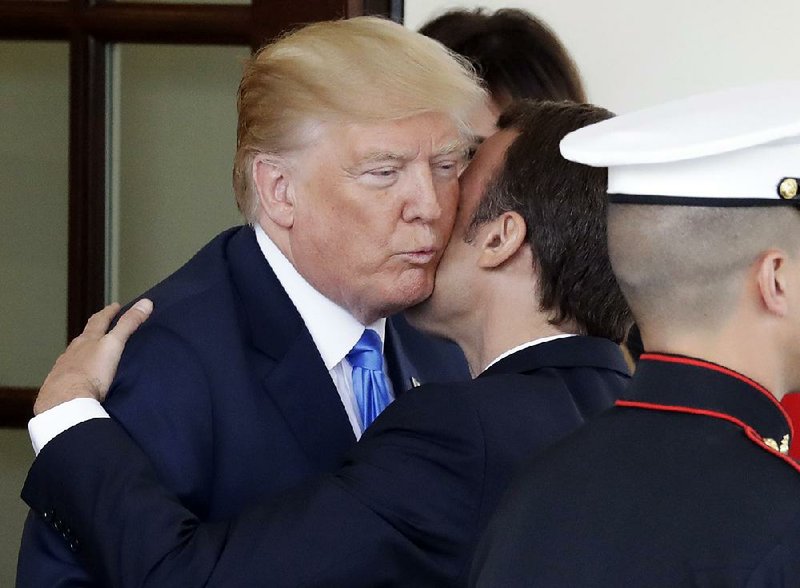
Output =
[{"x1": 778, "y1": 177, "x2": 798, "y2": 199}]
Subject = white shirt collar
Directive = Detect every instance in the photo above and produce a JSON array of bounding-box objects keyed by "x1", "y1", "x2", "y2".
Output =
[
  {"x1": 482, "y1": 333, "x2": 577, "y2": 373},
  {"x1": 254, "y1": 224, "x2": 386, "y2": 370}
]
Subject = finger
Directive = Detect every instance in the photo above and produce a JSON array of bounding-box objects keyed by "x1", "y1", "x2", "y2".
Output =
[
  {"x1": 83, "y1": 303, "x2": 122, "y2": 337},
  {"x1": 107, "y1": 298, "x2": 153, "y2": 344}
]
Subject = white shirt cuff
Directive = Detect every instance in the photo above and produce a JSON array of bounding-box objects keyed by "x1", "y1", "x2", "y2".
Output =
[{"x1": 28, "y1": 398, "x2": 110, "y2": 456}]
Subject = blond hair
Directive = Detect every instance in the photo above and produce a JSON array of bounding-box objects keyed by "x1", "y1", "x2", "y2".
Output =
[{"x1": 232, "y1": 16, "x2": 486, "y2": 222}]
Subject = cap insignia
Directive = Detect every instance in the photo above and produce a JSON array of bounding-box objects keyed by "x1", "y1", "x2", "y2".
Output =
[{"x1": 778, "y1": 177, "x2": 798, "y2": 200}]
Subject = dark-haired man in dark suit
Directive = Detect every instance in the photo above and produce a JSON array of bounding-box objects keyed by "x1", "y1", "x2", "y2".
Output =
[{"x1": 22, "y1": 99, "x2": 632, "y2": 587}]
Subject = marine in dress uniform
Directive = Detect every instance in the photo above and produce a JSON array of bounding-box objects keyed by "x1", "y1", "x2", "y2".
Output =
[{"x1": 471, "y1": 81, "x2": 800, "y2": 587}]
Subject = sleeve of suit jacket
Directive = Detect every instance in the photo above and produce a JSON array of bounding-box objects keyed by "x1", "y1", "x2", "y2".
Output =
[
  {"x1": 21, "y1": 385, "x2": 485, "y2": 587},
  {"x1": 15, "y1": 325, "x2": 214, "y2": 588}
]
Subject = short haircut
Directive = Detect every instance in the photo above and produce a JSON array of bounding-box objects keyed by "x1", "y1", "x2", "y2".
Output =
[
  {"x1": 419, "y1": 8, "x2": 585, "y2": 104},
  {"x1": 608, "y1": 205, "x2": 800, "y2": 332},
  {"x1": 468, "y1": 100, "x2": 631, "y2": 342},
  {"x1": 233, "y1": 16, "x2": 486, "y2": 223}
]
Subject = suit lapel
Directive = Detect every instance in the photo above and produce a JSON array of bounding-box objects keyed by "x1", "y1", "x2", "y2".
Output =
[
  {"x1": 261, "y1": 330, "x2": 357, "y2": 471},
  {"x1": 384, "y1": 317, "x2": 419, "y2": 396},
  {"x1": 226, "y1": 227, "x2": 356, "y2": 471},
  {"x1": 384, "y1": 313, "x2": 470, "y2": 395}
]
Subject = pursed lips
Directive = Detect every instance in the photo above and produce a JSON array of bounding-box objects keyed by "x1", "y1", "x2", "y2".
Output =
[{"x1": 396, "y1": 248, "x2": 439, "y2": 265}]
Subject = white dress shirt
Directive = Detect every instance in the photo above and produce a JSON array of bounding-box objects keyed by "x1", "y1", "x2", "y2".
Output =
[
  {"x1": 29, "y1": 225, "x2": 393, "y2": 455},
  {"x1": 253, "y1": 225, "x2": 393, "y2": 437}
]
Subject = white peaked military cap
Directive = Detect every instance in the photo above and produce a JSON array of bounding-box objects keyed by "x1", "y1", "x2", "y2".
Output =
[{"x1": 560, "y1": 81, "x2": 800, "y2": 206}]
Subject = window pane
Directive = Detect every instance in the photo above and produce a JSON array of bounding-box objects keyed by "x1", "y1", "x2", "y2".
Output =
[
  {"x1": 109, "y1": 44, "x2": 248, "y2": 304},
  {"x1": 0, "y1": 41, "x2": 69, "y2": 388}
]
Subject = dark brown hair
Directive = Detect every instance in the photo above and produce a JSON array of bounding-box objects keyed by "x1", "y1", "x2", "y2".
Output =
[
  {"x1": 469, "y1": 100, "x2": 631, "y2": 342},
  {"x1": 420, "y1": 8, "x2": 586, "y2": 104}
]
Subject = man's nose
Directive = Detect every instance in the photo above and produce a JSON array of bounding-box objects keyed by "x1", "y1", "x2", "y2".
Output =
[{"x1": 402, "y1": 167, "x2": 444, "y2": 223}]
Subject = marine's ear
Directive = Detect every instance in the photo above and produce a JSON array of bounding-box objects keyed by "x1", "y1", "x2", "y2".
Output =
[
  {"x1": 756, "y1": 249, "x2": 790, "y2": 317},
  {"x1": 253, "y1": 154, "x2": 295, "y2": 228},
  {"x1": 477, "y1": 211, "x2": 527, "y2": 269}
]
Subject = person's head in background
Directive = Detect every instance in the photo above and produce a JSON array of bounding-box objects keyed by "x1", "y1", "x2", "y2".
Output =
[
  {"x1": 234, "y1": 17, "x2": 486, "y2": 324},
  {"x1": 420, "y1": 8, "x2": 586, "y2": 141}
]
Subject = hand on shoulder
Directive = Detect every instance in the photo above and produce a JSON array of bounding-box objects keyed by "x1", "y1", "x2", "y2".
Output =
[{"x1": 34, "y1": 299, "x2": 153, "y2": 415}]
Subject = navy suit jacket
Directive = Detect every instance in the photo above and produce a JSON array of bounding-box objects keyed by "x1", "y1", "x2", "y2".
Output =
[
  {"x1": 472, "y1": 354, "x2": 800, "y2": 587},
  {"x1": 16, "y1": 226, "x2": 469, "y2": 587},
  {"x1": 22, "y1": 336, "x2": 629, "y2": 587}
]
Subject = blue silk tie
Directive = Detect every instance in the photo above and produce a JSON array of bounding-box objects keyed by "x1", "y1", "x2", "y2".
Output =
[{"x1": 347, "y1": 329, "x2": 392, "y2": 429}]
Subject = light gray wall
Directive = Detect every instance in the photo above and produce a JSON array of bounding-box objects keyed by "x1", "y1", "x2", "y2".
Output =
[{"x1": 406, "y1": 0, "x2": 800, "y2": 113}]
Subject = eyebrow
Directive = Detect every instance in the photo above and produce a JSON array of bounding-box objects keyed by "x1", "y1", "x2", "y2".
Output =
[
  {"x1": 433, "y1": 139, "x2": 469, "y2": 158},
  {"x1": 358, "y1": 151, "x2": 414, "y2": 165}
]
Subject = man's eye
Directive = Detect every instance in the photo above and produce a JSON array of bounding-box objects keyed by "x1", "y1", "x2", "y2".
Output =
[
  {"x1": 369, "y1": 169, "x2": 397, "y2": 178},
  {"x1": 362, "y1": 168, "x2": 399, "y2": 186},
  {"x1": 434, "y1": 160, "x2": 460, "y2": 176}
]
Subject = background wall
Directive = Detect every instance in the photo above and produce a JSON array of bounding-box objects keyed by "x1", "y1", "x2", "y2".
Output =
[{"x1": 406, "y1": 0, "x2": 800, "y2": 113}]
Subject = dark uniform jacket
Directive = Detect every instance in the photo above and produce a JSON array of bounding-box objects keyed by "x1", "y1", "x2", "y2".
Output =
[
  {"x1": 16, "y1": 225, "x2": 469, "y2": 587},
  {"x1": 472, "y1": 353, "x2": 800, "y2": 587},
  {"x1": 21, "y1": 337, "x2": 629, "y2": 587}
]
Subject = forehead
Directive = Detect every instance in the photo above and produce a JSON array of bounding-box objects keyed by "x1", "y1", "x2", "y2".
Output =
[{"x1": 333, "y1": 112, "x2": 465, "y2": 159}]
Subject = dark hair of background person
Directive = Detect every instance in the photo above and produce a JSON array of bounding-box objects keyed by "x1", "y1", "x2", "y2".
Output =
[
  {"x1": 419, "y1": 8, "x2": 586, "y2": 104},
  {"x1": 468, "y1": 100, "x2": 631, "y2": 343}
]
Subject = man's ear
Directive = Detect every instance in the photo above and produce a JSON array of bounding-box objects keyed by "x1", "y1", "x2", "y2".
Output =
[
  {"x1": 756, "y1": 250, "x2": 789, "y2": 317},
  {"x1": 477, "y1": 211, "x2": 527, "y2": 269},
  {"x1": 253, "y1": 154, "x2": 295, "y2": 228}
]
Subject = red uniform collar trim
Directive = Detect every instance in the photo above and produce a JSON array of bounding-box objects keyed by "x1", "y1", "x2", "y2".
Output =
[
  {"x1": 615, "y1": 399, "x2": 800, "y2": 475},
  {"x1": 639, "y1": 353, "x2": 795, "y2": 441}
]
